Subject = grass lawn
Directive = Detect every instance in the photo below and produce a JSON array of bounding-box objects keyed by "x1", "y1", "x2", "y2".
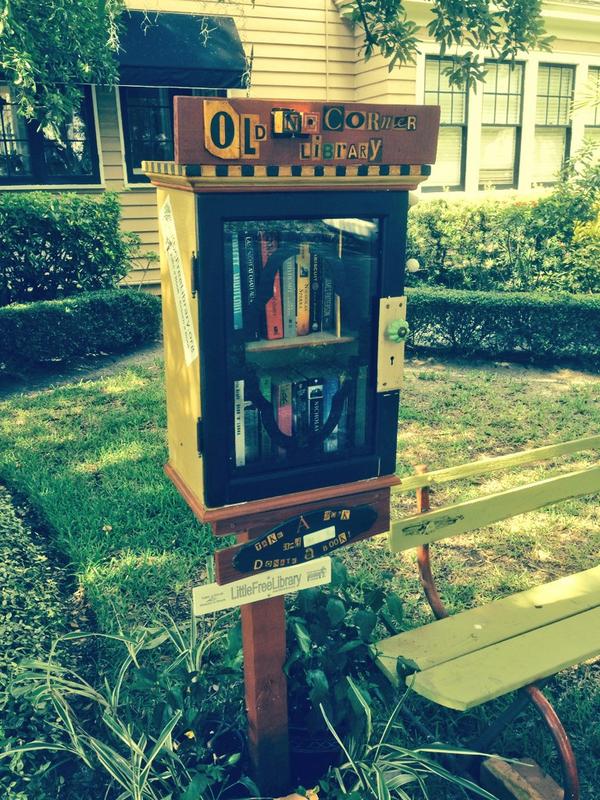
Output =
[{"x1": 0, "y1": 356, "x2": 598, "y2": 797}]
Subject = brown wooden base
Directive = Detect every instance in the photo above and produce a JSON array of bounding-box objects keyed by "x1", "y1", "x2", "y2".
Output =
[{"x1": 164, "y1": 462, "x2": 399, "y2": 535}]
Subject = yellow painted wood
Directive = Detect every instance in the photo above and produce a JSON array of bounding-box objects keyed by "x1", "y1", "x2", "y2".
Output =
[
  {"x1": 409, "y1": 606, "x2": 600, "y2": 711},
  {"x1": 389, "y1": 465, "x2": 600, "y2": 553},
  {"x1": 394, "y1": 434, "x2": 600, "y2": 493},
  {"x1": 157, "y1": 186, "x2": 204, "y2": 509},
  {"x1": 375, "y1": 566, "x2": 600, "y2": 684}
]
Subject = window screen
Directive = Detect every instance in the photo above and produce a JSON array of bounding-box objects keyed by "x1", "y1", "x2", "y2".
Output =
[
  {"x1": 533, "y1": 64, "x2": 574, "y2": 185},
  {"x1": 479, "y1": 62, "x2": 523, "y2": 188},
  {"x1": 0, "y1": 85, "x2": 99, "y2": 185},
  {"x1": 424, "y1": 57, "x2": 467, "y2": 190}
]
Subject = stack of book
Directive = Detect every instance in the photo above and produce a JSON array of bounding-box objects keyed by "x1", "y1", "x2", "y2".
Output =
[
  {"x1": 233, "y1": 365, "x2": 368, "y2": 467},
  {"x1": 229, "y1": 225, "x2": 337, "y2": 341}
]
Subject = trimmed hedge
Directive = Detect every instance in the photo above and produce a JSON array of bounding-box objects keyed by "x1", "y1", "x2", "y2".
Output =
[
  {"x1": 406, "y1": 287, "x2": 600, "y2": 367},
  {"x1": 0, "y1": 289, "x2": 161, "y2": 369},
  {"x1": 0, "y1": 192, "x2": 139, "y2": 306}
]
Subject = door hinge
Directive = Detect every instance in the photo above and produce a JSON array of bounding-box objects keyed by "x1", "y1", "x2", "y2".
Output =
[
  {"x1": 191, "y1": 252, "x2": 200, "y2": 297},
  {"x1": 196, "y1": 417, "x2": 204, "y2": 455}
]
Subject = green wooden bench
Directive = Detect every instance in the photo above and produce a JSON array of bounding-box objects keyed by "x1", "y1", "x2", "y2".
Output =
[{"x1": 375, "y1": 435, "x2": 600, "y2": 800}]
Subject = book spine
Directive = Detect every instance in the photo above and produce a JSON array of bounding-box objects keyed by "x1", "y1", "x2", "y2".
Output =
[
  {"x1": 260, "y1": 232, "x2": 284, "y2": 340},
  {"x1": 234, "y1": 379, "x2": 245, "y2": 467},
  {"x1": 307, "y1": 378, "x2": 324, "y2": 437},
  {"x1": 309, "y1": 252, "x2": 323, "y2": 333},
  {"x1": 292, "y1": 378, "x2": 308, "y2": 437},
  {"x1": 354, "y1": 365, "x2": 368, "y2": 448},
  {"x1": 322, "y1": 270, "x2": 334, "y2": 332},
  {"x1": 231, "y1": 233, "x2": 243, "y2": 331},
  {"x1": 275, "y1": 379, "x2": 293, "y2": 455},
  {"x1": 337, "y1": 374, "x2": 350, "y2": 450},
  {"x1": 241, "y1": 231, "x2": 259, "y2": 340},
  {"x1": 282, "y1": 256, "x2": 296, "y2": 339},
  {"x1": 296, "y1": 243, "x2": 310, "y2": 336},
  {"x1": 259, "y1": 374, "x2": 272, "y2": 459},
  {"x1": 323, "y1": 375, "x2": 339, "y2": 453},
  {"x1": 244, "y1": 401, "x2": 260, "y2": 463}
]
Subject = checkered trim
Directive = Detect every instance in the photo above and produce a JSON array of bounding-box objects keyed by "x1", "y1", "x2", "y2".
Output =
[{"x1": 142, "y1": 161, "x2": 432, "y2": 179}]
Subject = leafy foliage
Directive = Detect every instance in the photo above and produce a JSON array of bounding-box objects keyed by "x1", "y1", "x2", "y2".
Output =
[
  {"x1": 408, "y1": 147, "x2": 600, "y2": 295},
  {"x1": 3, "y1": 617, "x2": 255, "y2": 800},
  {"x1": 286, "y1": 559, "x2": 404, "y2": 739},
  {"x1": 0, "y1": 0, "x2": 123, "y2": 130},
  {"x1": 0, "y1": 289, "x2": 161, "y2": 371},
  {"x1": 317, "y1": 680, "x2": 498, "y2": 800},
  {"x1": 337, "y1": 0, "x2": 553, "y2": 85},
  {"x1": 406, "y1": 287, "x2": 600, "y2": 367},
  {"x1": 0, "y1": 486, "x2": 72, "y2": 800},
  {"x1": 0, "y1": 192, "x2": 140, "y2": 306}
]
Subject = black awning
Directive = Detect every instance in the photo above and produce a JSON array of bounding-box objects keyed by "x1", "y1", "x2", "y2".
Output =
[{"x1": 118, "y1": 11, "x2": 247, "y2": 89}]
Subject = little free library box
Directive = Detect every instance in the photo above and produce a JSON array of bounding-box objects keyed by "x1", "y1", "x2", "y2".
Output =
[
  {"x1": 145, "y1": 97, "x2": 439, "y2": 793},
  {"x1": 145, "y1": 97, "x2": 439, "y2": 520}
]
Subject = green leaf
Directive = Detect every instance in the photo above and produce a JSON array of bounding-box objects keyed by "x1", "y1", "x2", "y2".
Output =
[
  {"x1": 354, "y1": 609, "x2": 377, "y2": 641},
  {"x1": 293, "y1": 621, "x2": 312, "y2": 654},
  {"x1": 385, "y1": 592, "x2": 404, "y2": 623},
  {"x1": 326, "y1": 597, "x2": 346, "y2": 626},
  {"x1": 307, "y1": 669, "x2": 329, "y2": 705}
]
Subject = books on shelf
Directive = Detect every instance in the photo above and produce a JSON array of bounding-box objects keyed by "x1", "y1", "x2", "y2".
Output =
[
  {"x1": 228, "y1": 225, "x2": 339, "y2": 343},
  {"x1": 232, "y1": 364, "x2": 366, "y2": 467}
]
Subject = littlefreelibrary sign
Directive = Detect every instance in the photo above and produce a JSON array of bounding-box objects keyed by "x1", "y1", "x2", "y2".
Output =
[{"x1": 193, "y1": 557, "x2": 331, "y2": 615}]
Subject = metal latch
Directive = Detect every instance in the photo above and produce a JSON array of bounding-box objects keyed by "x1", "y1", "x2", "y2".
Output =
[
  {"x1": 377, "y1": 296, "x2": 408, "y2": 392},
  {"x1": 196, "y1": 417, "x2": 204, "y2": 455}
]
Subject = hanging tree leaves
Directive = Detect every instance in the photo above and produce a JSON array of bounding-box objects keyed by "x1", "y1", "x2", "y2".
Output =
[
  {"x1": 337, "y1": 0, "x2": 554, "y2": 87},
  {"x1": 0, "y1": 0, "x2": 124, "y2": 129}
]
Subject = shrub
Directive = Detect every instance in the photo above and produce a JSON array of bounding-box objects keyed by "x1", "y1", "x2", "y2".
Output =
[
  {"x1": 0, "y1": 193, "x2": 139, "y2": 306},
  {"x1": 0, "y1": 289, "x2": 161, "y2": 370},
  {"x1": 406, "y1": 287, "x2": 600, "y2": 366},
  {"x1": 0, "y1": 487, "x2": 70, "y2": 800},
  {"x1": 407, "y1": 146, "x2": 600, "y2": 295}
]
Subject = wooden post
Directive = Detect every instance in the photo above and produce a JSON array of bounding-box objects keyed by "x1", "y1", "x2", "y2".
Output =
[{"x1": 240, "y1": 534, "x2": 291, "y2": 796}]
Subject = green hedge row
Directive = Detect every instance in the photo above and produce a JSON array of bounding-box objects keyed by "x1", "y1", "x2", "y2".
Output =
[
  {"x1": 406, "y1": 146, "x2": 600, "y2": 295},
  {"x1": 0, "y1": 290, "x2": 161, "y2": 370},
  {"x1": 406, "y1": 288, "x2": 600, "y2": 366},
  {"x1": 0, "y1": 193, "x2": 140, "y2": 307}
]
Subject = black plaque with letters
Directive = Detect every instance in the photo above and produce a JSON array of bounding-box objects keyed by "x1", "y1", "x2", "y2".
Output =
[{"x1": 232, "y1": 505, "x2": 378, "y2": 573}]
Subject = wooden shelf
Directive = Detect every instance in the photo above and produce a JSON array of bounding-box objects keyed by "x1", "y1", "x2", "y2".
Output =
[{"x1": 246, "y1": 331, "x2": 356, "y2": 352}]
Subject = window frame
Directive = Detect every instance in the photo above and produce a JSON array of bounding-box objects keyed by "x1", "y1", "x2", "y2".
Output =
[
  {"x1": 533, "y1": 63, "x2": 575, "y2": 186},
  {"x1": 119, "y1": 86, "x2": 226, "y2": 185},
  {"x1": 0, "y1": 84, "x2": 101, "y2": 187},
  {"x1": 478, "y1": 60, "x2": 524, "y2": 190},
  {"x1": 584, "y1": 66, "x2": 600, "y2": 144},
  {"x1": 422, "y1": 55, "x2": 469, "y2": 192}
]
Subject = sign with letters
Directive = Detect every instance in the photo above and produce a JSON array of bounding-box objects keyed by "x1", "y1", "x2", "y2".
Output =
[
  {"x1": 193, "y1": 557, "x2": 331, "y2": 615},
  {"x1": 174, "y1": 97, "x2": 440, "y2": 168},
  {"x1": 232, "y1": 505, "x2": 378, "y2": 574}
]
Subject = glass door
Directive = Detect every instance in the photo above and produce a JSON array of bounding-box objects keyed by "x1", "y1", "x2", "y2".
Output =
[
  {"x1": 224, "y1": 217, "x2": 380, "y2": 473},
  {"x1": 196, "y1": 191, "x2": 407, "y2": 506}
]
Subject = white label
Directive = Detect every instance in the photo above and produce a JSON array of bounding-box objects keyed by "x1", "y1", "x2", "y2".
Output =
[
  {"x1": 303, "y1": 525, "x2": 336, "y2": 549},
  {"x1": 158, "y1": 196, "x2": 198, "y2": 366},
  {"x1": 193, "y1": 557, "x2": 331, "y2": 616}
]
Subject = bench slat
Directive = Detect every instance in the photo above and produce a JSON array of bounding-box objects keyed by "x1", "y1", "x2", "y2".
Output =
[
  {"x1": 408, "y1": 606, "x2": 600, "y2": 711},
  {"x1": 389, "y1": 465, "x2": 600, "y2": 553},
  {"x1": 375, "y1": 566, "x2": 600, "y2": 685},
  {"x1": 395, "y1": 434, "x2": 600, "y2": 492}
]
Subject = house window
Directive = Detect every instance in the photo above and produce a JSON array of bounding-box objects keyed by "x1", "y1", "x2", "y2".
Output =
[
  {"x1": 584, "y1": 66, "x2": 600, "y2": 152},
  {"x1": 533, "y1": 64, "x2": 574, "y2": 185},
  {"x1": 479, "y1": 61, "x2": 524, "y2": 188},
  {"x1": 424, "y1": 56, "x2": 468, "y2": 191},
  {"x1": 0, "y1": 84, "x2": 100, "y2": 185},
  {"x1": 119, "y1": 87, "x2": 224, "y2": 184}
]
